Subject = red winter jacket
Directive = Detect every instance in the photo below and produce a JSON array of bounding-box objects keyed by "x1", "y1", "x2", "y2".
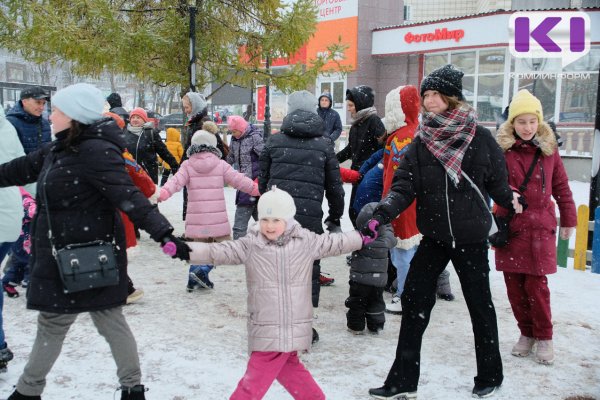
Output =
[
  {"x1": 382, "y1": 85, "x2": 421, "y2": 249},
  {"x1": 494, "y1": 121, "x2": 576, "y2": 275}
]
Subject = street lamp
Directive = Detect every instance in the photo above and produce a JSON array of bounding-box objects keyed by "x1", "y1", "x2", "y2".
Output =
[
  {"x1": 189, "y1": 3, "x2": 197, "y2": 92},
  {"x1": 263, "y1": 54, "x2": 271, "y2": 140}
]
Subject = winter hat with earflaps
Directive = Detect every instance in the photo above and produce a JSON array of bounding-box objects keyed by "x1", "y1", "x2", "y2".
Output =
[
  {"x1": 51, "y1": 83, "x2": 104, "y2": 125},
  {"x1": 507, "y1": 89, "x2": 543, "y2": 124},
  {"x1": 287, "y1": 90, "x2": 318, "y2": 114},
  {"x1": 420, "y1": 64, "x2": 465, "y2": 101},
  {"x1": 257, "y1": 186, "x2": 296, "y2": 221}
]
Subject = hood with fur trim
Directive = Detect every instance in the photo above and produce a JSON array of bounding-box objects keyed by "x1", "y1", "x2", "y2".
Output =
[
  {"x1": 384, "y1": 85, "x2": 420, "y2": 133},
  {"x1": 496, "y1": 120, "x2": 557, "y2": 156}
]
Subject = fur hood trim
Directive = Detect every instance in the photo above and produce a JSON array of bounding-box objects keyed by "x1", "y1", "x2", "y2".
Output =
[
  {"x1": 496, "y1": 120, "x2": 557, "y2": 156},
  {"x1": 186, "y1": 143, "x2": 222, "y2": 159}
]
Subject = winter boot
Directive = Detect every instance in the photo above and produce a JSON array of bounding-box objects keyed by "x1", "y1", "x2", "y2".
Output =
[
  {"x1": 368, "y1": 385, "x2": 417, "y2": 399},
  {"x1": 120, "y1": 384, "x2": 146, "y2": 400},
  {"x1": 347, "y1": 327, "x2": 364, "y2": 335},
  {"x1": 535, "y1": 340, "x2": 554, "y2": 365},
  {"x1": 0, "y1": 345, "x2": 13, "y2": 373},
  {"x1": 6, "y1": 391, "x2": 41, "y2": 399},
  {"x1": 472, "y1": 384, "x2": 500, "y2": 398},
  {"x1": 511, "y1": 335, "x2": 534, "y2": 357},
  {"x1": 190, "y1": 265, "x2": 214, "y2": 289},
  {"x1": 126, "y1": 288, "x2": 144, "y2": 304},
  {"x1": 385, "y1": 295, "x2": 402, "y2": 315},
  {"x1": 436, "y1": 269, "x2": 455, "y2": 301},
  {"x1": 312, "y1": 328, "x2": 319, "y2": 344},
  {"x1": 3, "y1": 283, "x2": 19, "y2": 298},
  {"x1": 319, "y1": 273, "x2": 334, "y2": 286}
]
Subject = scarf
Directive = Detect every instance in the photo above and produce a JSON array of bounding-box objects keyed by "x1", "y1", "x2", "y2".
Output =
[
  {"x1": 418, "y1": 106, "x2": 477, "y2": 187},
  {"x1": 127, "y1": 124, "x2": 144, "y2": 136},
  {"x1": 351, "y1": 106, "x2": 378, "y2": 126}
]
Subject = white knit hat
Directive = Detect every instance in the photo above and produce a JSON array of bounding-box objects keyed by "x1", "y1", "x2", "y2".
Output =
[
  {"x1": 191, "y1": 129, "x2": 217, "y2": 148},
  {"x1": 52, "y1": 83, "x2": 105, "y2": 124},
  {"x1": 257, "y1": 186, "x2": 296, "y2": 220}
]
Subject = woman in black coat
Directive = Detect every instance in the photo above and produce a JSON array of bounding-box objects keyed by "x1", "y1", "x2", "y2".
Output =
[
  {"x1": 364, "y1": 65, "x2": 522, "y2": 399},
  {"x1": 336, "y1": 85, "x2": 385, "y2": 226},
  {"x1": 0, "y1": 84, "x2": 189, "y2": 400}
]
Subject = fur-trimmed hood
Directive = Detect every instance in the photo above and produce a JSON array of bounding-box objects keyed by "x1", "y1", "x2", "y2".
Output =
[
  {"x1": 186, "y1": 143, "x2": 222, "y2": 159},
  {"x1": 496, "y1": 120, "x2": 557, "y2": 156},
  {"x1": 384, "y1": 85, "x2": 420, "y2": 133}
]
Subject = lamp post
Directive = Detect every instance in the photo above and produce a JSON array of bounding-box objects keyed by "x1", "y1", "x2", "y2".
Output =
[
  {"x1": 589, "y1": 64, "x2": 600, "y2": 252},
  {"x1": 263, "y1": 54, "x2": 271, "y2": 141},
  {"x1": 189, "y1": 4, "x2": 197, "y2": 92}
]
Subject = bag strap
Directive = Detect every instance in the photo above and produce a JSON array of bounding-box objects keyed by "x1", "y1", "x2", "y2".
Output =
[
  {"x1": 518, "y1": 148, "x2": 542, "y2": 193},
  {"x1": 40, "y1": 154, "x2": 58, "y2": 256},
  {"x1": 461, "y1": 172, "x2": 494, "y2": 219}
]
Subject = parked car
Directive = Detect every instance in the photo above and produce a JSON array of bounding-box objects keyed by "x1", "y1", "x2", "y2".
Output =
[
  {"x1": 159, "y1": 113, "x2": 186, "y2": 131},
  {"x1": 146, "y1": 110, "x2": 162, "y2": 130}
]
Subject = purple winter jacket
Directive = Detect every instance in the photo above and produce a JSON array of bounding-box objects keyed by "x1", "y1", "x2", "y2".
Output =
[{"x1": 226, "y1": 124, "x2": 264, "y2": 206}]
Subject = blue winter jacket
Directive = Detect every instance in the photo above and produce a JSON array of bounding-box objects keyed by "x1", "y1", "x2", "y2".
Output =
[
  {"x1": 317, "y1": 93, "x2": 343, "y2": 142},
  {"x1": 353, "y1": 148, "x2": 384, "y2": 214},
  {"x1": 6, "y1": 101, "x2": 51, "y2": 154}
]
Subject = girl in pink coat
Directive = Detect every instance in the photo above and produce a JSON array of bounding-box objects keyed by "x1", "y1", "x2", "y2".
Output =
[
  {"x1": 159, "y1": 129, "x2": 259, "y2": 291},
  {"x1": 495, "y1": 90, "x2": 576, "y2": 365},
  {"x1": 187, "y1": 187, "x2": 366, "y2": 399}
]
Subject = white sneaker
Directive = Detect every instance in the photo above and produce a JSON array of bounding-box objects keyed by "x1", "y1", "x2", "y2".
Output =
[
  {"x1": 385, "y1": 295, "x2": 402, "y2": 314},
  {"x1": 126, "y1": 288, "x2": 144, "y2": 304},
  {"x1": 511, "y1": 335, "x2": 535, "y2": 357},
  {"x1": 535, "y1": 340, "x2": 554, "y2": 365}
]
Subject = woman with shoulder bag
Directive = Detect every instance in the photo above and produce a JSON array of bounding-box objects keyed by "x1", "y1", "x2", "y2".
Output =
[
  {"x1": 495, "y1": 90, "x2": 576, "y2": 366},
  {"x1": 0, "y1": 83, "x2": 190, "y2": 400},
  {"x1": 364, "y1": 65, "x2": 523, "y2": 399}
]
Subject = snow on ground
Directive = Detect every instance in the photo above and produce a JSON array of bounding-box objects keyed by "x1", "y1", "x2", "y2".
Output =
[{"x1": 1, "y1": 182, "x2": 599, "y2": 400}]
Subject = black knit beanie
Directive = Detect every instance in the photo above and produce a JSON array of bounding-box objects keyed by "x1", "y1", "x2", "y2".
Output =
[{"x1": 420, "y1": 64, "x2": 465, "y2": 100}]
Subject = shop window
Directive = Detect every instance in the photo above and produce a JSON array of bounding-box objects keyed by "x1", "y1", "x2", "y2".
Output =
[
  {"x1": 559, "y1": 73, "x2": 598, "y2": 123},
  {"x1": 333, "y1": 82, "x2": 344, "y2": 108},
  {"x1": 462, "y1": 76, "x2": 475, "y2": 103},
  {"x1": 476, "y1": 75, "x2": 504, "y2": 122},
  {"x1": 320, "y1": 82, "x2": 331, "y2": 95},
  {"x1": 450, "y1": 51, "x2": 475, "y2": 74},
  {"x1": 424, "y1": 53, "x2": 448, "y2": 75},
  {"x1": 478, "y1": 49, "x2": 505, "y2": 74},
  {"x1": 563, "y1": 47, "x2": 600, "y2": 72},
  {"x1": 518, "y1": 78, "x2": 556, "y2": 121}
]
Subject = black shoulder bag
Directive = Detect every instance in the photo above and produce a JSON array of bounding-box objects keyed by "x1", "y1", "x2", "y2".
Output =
[
  {"x1": 41, "y1": 157, "x2": 120, "y2": 294},
  {"x1": 463, "y1": 148, "x2": 540, "y2": 247}
]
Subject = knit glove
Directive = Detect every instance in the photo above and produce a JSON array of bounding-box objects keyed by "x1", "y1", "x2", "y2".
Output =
[
  {"x1": 360, "y1": 219, "x2": 380, "y2": 243},
  {"x1": 161, "y1": 233, "x2": 192, "y2": 261},
  {"x1": 324, "y1": 217, "x2": 342, "y2": 233}
]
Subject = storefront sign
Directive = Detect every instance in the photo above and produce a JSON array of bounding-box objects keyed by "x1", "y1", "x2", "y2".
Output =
[
  {"x1": 314, "y1": 0, "x2": 358, "y2": 22},
  {"x1": 404, "y1": 28, "x2": 464, "y2": 44}
]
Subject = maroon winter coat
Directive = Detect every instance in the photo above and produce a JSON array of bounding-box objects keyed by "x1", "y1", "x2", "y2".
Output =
[{"x1": 494, "y1": 121, "x2": 576, "y2": 276}]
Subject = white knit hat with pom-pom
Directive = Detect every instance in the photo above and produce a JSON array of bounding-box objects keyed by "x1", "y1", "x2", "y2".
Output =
[{"x1": 191, "y1": 129, "x2": 217, "y2": 148}]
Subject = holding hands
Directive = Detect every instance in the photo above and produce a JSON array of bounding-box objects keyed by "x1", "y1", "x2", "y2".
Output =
[
  {"x1": 360, "y1": 219, "x2": 380, "y2": 245},
  {"x1": 161, "y1": 234, "x2": 192, "y2": 261}
]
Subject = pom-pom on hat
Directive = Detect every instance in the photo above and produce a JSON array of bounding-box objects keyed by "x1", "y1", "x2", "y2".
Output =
[
  {"x1": 257, "y1": 186, "x2": 296, "y2": 221},
  {"x1": 52, "y1": 83, "x2": 104, "y2": 124},
  {"x1": 191, "y1": 129, "x2": 217, "y2": 148},
  {"x1": 420, "y1": 64, "x2": 465, "y2": 100},
  {"x1": 507, "y1": 89, "x2": 543, "y2": 123},
  {"x1": 202, "y1": 120, "x2": 219, "y2": 135},
  {"x1": 129, "y1": 107, "x2": 149, "y2": 122},
  {"x1": 227, "y1": 115, "x2": 249, "y2": 133}
]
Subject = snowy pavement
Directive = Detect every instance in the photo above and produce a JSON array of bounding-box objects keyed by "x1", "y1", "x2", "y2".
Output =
[{"x1": 1, "y1": 182, "x2": 599, "y2": 399}]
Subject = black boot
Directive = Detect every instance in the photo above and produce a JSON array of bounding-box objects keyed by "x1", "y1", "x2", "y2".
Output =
[
  {"x1": 7, "y1": 391, "x2": 41, "y2": 400},
  {"x1": 120, "y1": 385, "x2": 146, "y2": 400}
]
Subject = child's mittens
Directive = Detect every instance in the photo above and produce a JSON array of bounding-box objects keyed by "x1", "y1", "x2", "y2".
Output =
[
  {"x1": 158, "y1": 188, "x2": 170, "y2": 202},
  {"x1": 340, "y1": 168, "x2": 361, "y2": 184},
  {"x1": 149, "y1": 186, "x2": 161, "y2": 204},
  {"x1": 23, "y1": 238, "x2": 32, "y2": 254},
  {"x1": 250, "y1": 182, "x2": 260, "y2": 197}
]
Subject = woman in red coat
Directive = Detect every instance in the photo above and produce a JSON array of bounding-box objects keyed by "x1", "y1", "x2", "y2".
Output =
[{"x1": 495, "y1": 89, "x2": 576, "y2": 365}]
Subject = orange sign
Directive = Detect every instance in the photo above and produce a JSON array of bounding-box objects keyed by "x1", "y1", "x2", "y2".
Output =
[{"x1": 306, "y1": 16, "x2": 358, "y2": 70}]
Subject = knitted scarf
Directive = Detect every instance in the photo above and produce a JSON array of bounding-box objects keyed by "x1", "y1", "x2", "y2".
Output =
[
  {"x1": 351, "y1": 106, "x2": 378, "y2": 126},
  {"x1": 418, "y1": 106, "x2": 477, "y2": 187}
]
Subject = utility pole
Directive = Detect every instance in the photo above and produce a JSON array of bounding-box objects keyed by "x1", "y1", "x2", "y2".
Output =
[
  {"x1": 189, "y1": 3, "x2": 197, "y2": 92},
  {"x1": 263, "y1": 55, "x2": 271, "y2": 141}
]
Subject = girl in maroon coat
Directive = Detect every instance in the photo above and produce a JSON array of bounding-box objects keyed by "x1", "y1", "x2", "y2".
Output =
[{"x1": 495, "y1": 89, "x2": 576, "y2": 366}]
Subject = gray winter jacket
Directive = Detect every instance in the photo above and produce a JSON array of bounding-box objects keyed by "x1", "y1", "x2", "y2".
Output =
[
  {"x1": 188, "y1": 222, "x2": 362, "y2": 352},
  {"x1": 350, "y1": 203, "x2": 397, "y2": 287}
]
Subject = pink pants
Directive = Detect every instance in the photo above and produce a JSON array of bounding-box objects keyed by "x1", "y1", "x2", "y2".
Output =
[
  {"x1": 230, "y1": 351, "x2": 325, "y2": 400},
  {"x1": 503, "y1": 272, "x2": 552, "y2": 340}
]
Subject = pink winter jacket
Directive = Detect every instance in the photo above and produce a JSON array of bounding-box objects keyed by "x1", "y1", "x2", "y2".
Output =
[
  {"x1": 188, "y1": 223, "x2": 363, "y2": 352},
  {"x1": 160, "y1": 151, "x2": 259, "y2": 238}
]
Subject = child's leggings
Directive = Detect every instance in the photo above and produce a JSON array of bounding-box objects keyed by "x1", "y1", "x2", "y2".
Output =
[{"x1": 230, "y1": 351, "x2": 325, "y2": 400}]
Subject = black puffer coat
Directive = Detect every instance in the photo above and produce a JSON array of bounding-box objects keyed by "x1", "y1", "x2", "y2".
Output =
[
  {"x1": 0, "y1": 119, "x2": 173, "y2": 313},
  {"x1": 259, "y1": 110, "x2": 345, "y2": 233},
  {"x1": 336, "y1": 86, "x2": 385, "y2": 170},
  {"x1": 317, "y1": 92, "x2": 342, "y2": 142},
  {"x1": 122, "y1": 126, "x2": 179, "y2": 183},
  {"x1": 373, "y1": 125, "x2": 515, "y2": 245}
]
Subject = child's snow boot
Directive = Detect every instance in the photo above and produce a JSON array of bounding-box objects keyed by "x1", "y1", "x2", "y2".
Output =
[
  {"x1": 190, "y1": 265, "x2": 214, "y2": 289},
  {"x1": 319, "y1": 273, "x2": 335, "y2": 286},
  {"x1": 0, "y1": 345, "x2": 13, "y2": 373},
  {"x1": 120, "y1": 384, "x2": 146, "y2": 400},
  {"x1": 3, "y1": 283, "x2": 19, "y2": 298},
  {"x1": 385, "y1": 295, "x2": 402, "y2": 315},
  {"x1": 511, "y1": 335, "x2": 534, "y2": 357},
  {"x1": 535, "y1": 340, "x2": 554, "y2": 365},
  {"x1": 436, "y1": 269, "x2": 455, "y2": 301},
  {"x1": 6, "y1": 391, "x2": 41, "y2": 399}
]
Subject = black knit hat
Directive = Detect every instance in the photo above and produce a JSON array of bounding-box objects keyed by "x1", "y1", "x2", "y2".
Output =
[{"x1": 420, "y1": 64, "x2": 465, "y2": 101}]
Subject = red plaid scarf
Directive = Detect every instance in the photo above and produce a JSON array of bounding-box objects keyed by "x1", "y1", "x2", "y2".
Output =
[{"x1": 418, "y1": 106, "x2": 477, "y2": 187}]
